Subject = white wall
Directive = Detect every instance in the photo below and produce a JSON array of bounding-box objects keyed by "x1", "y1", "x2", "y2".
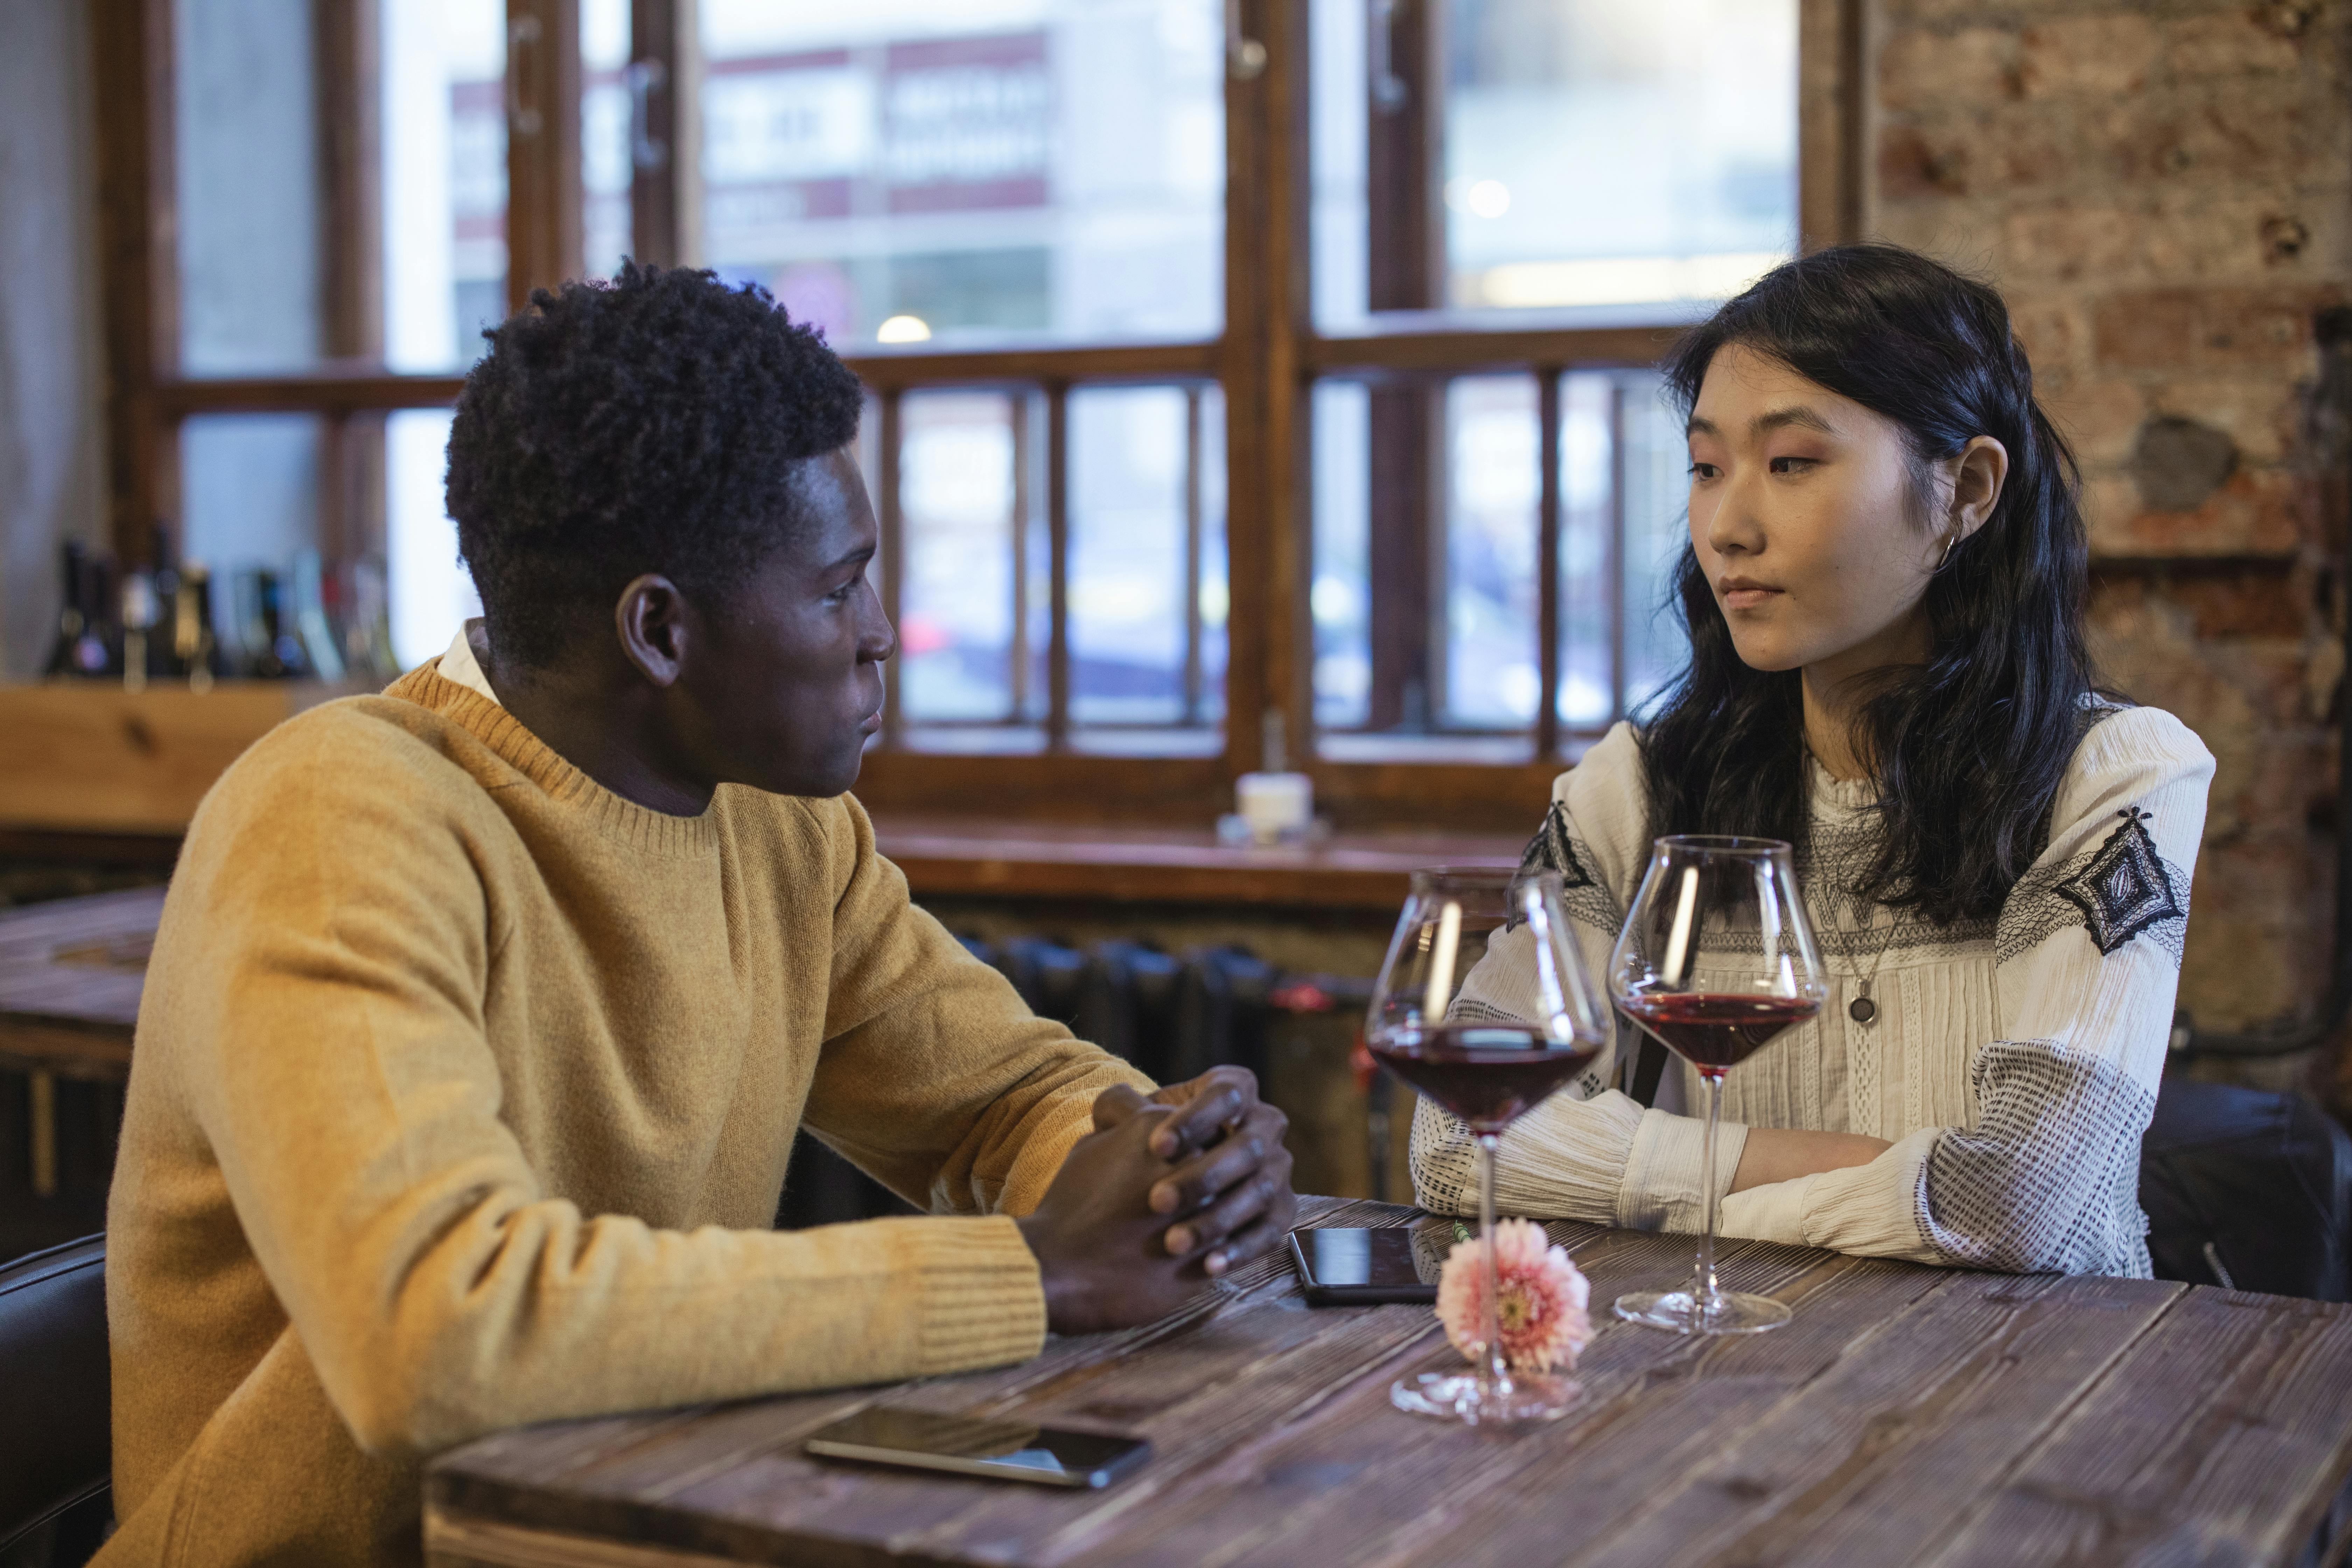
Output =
[{"x1": 0, "y1": 0, "x2": 105, "y2": 680}]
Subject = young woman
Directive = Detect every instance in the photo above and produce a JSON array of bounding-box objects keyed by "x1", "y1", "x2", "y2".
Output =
[{"x1": 1412, "y1": 244, "x2": 2213, "y2": 1278}]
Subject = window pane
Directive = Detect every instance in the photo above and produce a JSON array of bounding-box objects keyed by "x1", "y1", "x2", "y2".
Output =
[
  {"x1": 899, "y1": 391, "x2": 1019, "y2": 722},
  {"x1": 1558, "y1": 371, "x2": 1613, "y2": 728},
  {"x1": 180, "y1": 415, "x2": 322, "y2": 661},
  {"x1": 1194, "y1": 388, "x2": 1229, "y2": 727},
  {"x1": 175, "y1": 0, "x2": 322, "y2": 373},
  {"x1": 1445, "y1": 0, "x2": 1797, "y2": 311},
  {"x1": 386, "y1": 409, "x2": 482, "y2": 669},
  {"x1": 698, "y1": 1, "x2": 1224, "y2": 347},
  {"x1": 583, "y1": 0, "x2": 634, "y2": 278},
  {"x1": 1069, "y1": 385, "x2": 1222, "y2": 732},
  {"x1": 1310, "y1": 382, "x2": 1372, "y2": 729},
  {"x1": 1311, "y1": 369, "x2": 1688, "y2": 758},
  {"x1": 1307, "y1": 0, "x2": 1370, "y2": 329},
  {"x1": 1442, "y1": 376, "x2": 1539, "y2": 728},
  {"x1": 383, "y1": 0, "x2": 507, "y2": 371},
  {"x1": 1310, "y1": 0, "x2": 1797, "y2": 327},
  {"x1": 1619, "y1": 371, "x2": 1691, "y2": 714}
]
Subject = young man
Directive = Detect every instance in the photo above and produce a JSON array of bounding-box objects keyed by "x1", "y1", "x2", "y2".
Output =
[{"x1": 98, "y1": 266, "x2": 1296, "y2": 1566}]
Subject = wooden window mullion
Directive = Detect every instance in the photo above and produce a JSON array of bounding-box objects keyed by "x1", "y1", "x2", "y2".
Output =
[
  {"x1": 876, "y1": 389, "x2": 904, "y2": 750},
  {"x1": 316, "y1": 0, "x2": 385, "y2": 592},
  {"x1": 1608, "y1": 380, "x2": 1630, "y2": 724},
  {"x1": 1217, "y1": 0, "x2": 1305, "y2": 775},
  {"x1": 627, "y1": 0, "x2": 699, "y2": 268},
  {"x1": 1362, "y1": 0, "x2": 1442, "y2": 734},
  {"x1": 1044, "y1": 381, "x2": 1071, "y2": 751},
  {"x1": 505, "y1": 0, "x2": 583, "y2": 310},
  {"x1": 1183, "y1": 384, "x2": 1205, "y2": 727},
  {"x1": 1799, "y1": 0, "x2": 1866, "y2": 252},
  {"x1": 1534, "y1": 369, "x2": 1563, "y2": 759},
  {"x1": 1009, "y1": 391, "x2": 1033, "y2": 724},
  {"x1": 93, "y1": 0, "x2": 179, "y2": 568},
  {"x1": 316, "y1": 0, "x2": 382, "y2": 363}
]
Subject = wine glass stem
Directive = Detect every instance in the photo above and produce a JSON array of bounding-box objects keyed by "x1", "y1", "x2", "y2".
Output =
[
  {"x1": 1477, "y1": 1132, "x2": 1510, "y2": 1396},
  {"x1": 1694, "y1": 1069, "x2": 1724, "y2": 1325}
]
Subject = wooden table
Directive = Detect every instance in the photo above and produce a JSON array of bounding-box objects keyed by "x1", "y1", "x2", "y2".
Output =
[
  {"x1": 426, "y1": 1197, "x2": 2352, "y2": 1568},
  {"x1": 0, "y1": 887, "x2": 158, "y2": 1194}
]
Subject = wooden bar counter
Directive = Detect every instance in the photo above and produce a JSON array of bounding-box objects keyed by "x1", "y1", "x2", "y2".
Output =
[{"x1": 0, "y1": 682, "x2": 1525, "y2": 908}]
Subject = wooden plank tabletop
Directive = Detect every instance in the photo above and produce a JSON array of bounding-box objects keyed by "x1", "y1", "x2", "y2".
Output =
[
  {"x1": 0, "y1": 885, "x2": 160, "y2": 1080},
  {"x1": 425, "y1": 1197, "x2": 2352, "y2": 1568}
]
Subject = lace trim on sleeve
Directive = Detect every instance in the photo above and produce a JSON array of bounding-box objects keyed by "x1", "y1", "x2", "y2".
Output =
[
  {"x1": 1917, "y1": 1037, "x2": 2156, "y2": 1276},
  {"x1": 1520, "y1": 800, "x2": 1624, "y2": 938}
]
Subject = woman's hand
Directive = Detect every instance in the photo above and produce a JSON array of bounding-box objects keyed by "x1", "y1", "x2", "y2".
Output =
[{"x1": 1729, "y1": 1127, "x2": 1892, "y2": 1192}]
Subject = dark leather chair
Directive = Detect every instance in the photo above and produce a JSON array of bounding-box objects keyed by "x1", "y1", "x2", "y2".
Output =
[
  {"x1": 2142, "y1": 1080, "x2": 2352, "y2": 1302},
  {"x1": 0, "y1": 1236, "x2": 110, "y2": 1565}
]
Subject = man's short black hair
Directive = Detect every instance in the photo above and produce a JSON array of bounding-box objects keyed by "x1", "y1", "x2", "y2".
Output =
[{"x1": 446, "y1": 262, "x2": 864, "y2": 667}]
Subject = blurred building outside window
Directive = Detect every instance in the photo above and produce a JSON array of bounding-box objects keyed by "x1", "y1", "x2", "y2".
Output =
[
  {"x1": 697, "y1": 0, "x2": 1223, "y2": 349},
  {"x1": 141, "y1": 0, "x2": 1812, "y2": 789}
]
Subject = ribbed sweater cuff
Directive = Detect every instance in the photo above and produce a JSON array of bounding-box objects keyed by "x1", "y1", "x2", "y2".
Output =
[
  {"x1": 909, "y1": 1215, "x2": 1049, "y2": 1376},
  {"x1": 1617, "y1": 1107, "x2": 1748, "y2": 1234},
  {"x1": 1717, "y1": 1172, "x2": 1816, "y2": 1246}
]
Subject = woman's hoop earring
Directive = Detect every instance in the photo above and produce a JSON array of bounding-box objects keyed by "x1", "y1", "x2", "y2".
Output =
[{"x1": 1935, "y1": 533, "x2": 1959, "y2": 573}]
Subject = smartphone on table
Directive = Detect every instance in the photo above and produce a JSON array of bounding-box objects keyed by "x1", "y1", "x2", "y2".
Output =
[
  {"x1": 1288, "y1": 1224, "x2": 1453, "y2": 1305},
  {"x1": 803, "y1": 1407, "x2": 1151, "y2": 1489}
]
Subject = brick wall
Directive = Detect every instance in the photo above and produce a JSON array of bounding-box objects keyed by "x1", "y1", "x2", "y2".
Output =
[{"x1": 1870, "y1": 0, "x2": 2352, "y2": 1105}]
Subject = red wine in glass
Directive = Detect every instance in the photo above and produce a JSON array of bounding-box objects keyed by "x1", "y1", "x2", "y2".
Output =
[
  {"x1": 1366, "y1": 867, "x2": 1610, "y2": 1425},
  {"x1": 1607, "y1": 835, "x2": 1827, "y2": 1337},
  {"x1": 1615, "y1": 993, "x2": 1820, "y2": 1076},
  {"x1": 1368, "y1": 1023, "x2": 1601, "y2": 1134}
]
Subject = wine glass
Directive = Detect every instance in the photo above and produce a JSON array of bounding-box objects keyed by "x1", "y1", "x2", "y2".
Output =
[
  {"x1": 1365, "y1": 868, "x2": 1610, "y2": 1424},
  {"x1": 1607, "y1": 836, "x2": 1826, "y2": 1335}
]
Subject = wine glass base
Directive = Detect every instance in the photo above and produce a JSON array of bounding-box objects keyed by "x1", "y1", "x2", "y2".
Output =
[
  {"x1": 1390, "y1": 1370, "x2": 1581, "y2": 1425},
  {"x1": 1613, "y1": 1289, "x2": 1791, "y2": 1336}
]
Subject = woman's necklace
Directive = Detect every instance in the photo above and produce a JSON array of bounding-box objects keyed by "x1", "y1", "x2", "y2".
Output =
[{"x1": 1845, "y1": 905, "x2": 1900, "y2": 1026}]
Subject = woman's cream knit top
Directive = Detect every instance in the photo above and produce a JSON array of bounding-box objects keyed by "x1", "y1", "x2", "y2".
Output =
[{"x1": 1410, "y1": 701, "x2": 2214, "y2": 1278}]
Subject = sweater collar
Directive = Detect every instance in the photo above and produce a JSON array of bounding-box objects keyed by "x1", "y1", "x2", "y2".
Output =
[
  {"x1": 1806, "y1": 755, "x2": 1879, "y2": 819},
  {"x1": 386, "y1": 660, "x2": 724, "y2": 856}
]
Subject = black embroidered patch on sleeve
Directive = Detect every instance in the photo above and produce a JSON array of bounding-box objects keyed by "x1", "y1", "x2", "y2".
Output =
[
  {"x1": 2052, "y1": 808, "x2": 2185, "y2": 957},
  {"x1": 1520, "y1": 801, "x2": 1596, "y2": 889}
]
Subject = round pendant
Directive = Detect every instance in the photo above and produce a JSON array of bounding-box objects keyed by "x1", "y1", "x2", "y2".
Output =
[{"x1": 1849, "y1": 996, "x2": 1877, "y2": 1025}]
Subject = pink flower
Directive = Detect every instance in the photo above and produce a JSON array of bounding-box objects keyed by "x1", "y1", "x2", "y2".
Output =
[{"x1": 1436, "y1": 1219, "x2": 1594, "y2": 1373}]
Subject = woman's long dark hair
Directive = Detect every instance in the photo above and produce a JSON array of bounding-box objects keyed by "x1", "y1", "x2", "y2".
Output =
[{"x1": 1640, "y1": 243, "x2": 2094, "y2": 926}]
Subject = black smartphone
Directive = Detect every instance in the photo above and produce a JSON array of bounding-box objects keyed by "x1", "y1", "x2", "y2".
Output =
[
  {"x1": 803, "y1": 1407, "x2": 1151, "y2": 1490},
  {"x1": 1289, "y1": 1226, "x2": 1446, "y2": 1305}
]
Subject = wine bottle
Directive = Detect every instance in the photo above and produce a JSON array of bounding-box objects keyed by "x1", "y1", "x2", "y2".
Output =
[
  {"x1": 42, "y1": 542, "x2": 88, "y2": 677},
  {"x1": 147, "y1": 520, "x2": 184, "y2": 680},
  {"x1": 290, "y1": 551, "x2": 345, "y2": 681},
  {"x1": 342, "y1": 555, "x2": 397, "y2": 681},
  {"x1": 46, "y1": 544, "x2": 117, "y2": 677},
  {"x1": 174, "y1": 563, "x2": 222, "y2": 692},
  {"x1": 120, "y1": 570, "x2": 159, "y2": 693}
]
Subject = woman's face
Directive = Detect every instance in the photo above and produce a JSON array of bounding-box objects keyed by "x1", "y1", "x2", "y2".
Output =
[{"x1": 1685, "y1": 343, "x2": 1955, "y2": 681}]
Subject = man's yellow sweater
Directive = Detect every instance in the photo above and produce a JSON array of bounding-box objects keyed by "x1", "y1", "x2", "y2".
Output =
[{"x1": 97, "y1": 662, "x2": 1148, "y2": 1566}]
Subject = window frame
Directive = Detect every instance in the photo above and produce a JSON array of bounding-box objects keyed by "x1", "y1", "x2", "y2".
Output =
[{"x1": 93, "y1": 0, "x2": 1863, "y2": 834}]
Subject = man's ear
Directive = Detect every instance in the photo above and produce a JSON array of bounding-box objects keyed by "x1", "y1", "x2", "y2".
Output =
[{"x1": 614, "y1": 574, "x2": 692, "y2": 687}]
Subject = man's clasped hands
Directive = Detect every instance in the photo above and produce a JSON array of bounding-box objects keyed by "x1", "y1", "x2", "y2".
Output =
[{"x1": 1017, "y1": 1065, "x2": 1299, "y2": 1333}]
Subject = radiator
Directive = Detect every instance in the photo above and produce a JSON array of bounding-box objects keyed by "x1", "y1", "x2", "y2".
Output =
[{"x1": 775, "y1": 937, "x2": 1374, "y2": 1229}]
